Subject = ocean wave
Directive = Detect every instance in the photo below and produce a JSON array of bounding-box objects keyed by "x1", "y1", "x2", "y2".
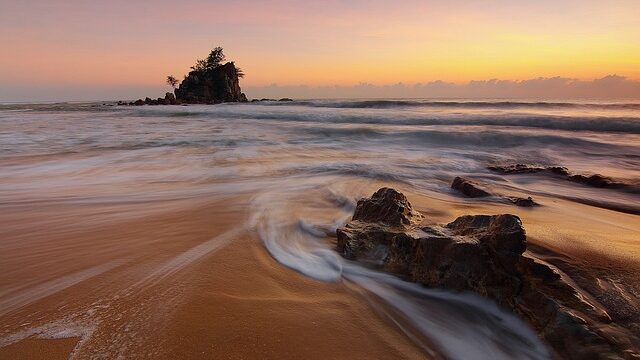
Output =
[
  {"x1": 126, "y1": 108, "x2": 640, "y2": 134},
  {"x1": 256, "y1": 99, "x2": 640, "y2": 110},
  {"x1": 298, "y1": 127, "x2": 622, "y2": 149}
]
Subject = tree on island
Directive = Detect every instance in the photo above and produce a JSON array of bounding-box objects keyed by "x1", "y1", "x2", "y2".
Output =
[
  {"x1": 173, "y1": 46, "x2": 248, "y2": 103},
  {"x1": 191, "y1": 46, "x2": 227, "y2": 72},
  {"x1": 166, "y1": 75, "x2": 178, "y2": 89}
]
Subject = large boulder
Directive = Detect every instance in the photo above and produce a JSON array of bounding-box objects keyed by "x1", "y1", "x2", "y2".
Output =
[{"x1": 336, "y1": 188, "x2": 638, "y2": 359}]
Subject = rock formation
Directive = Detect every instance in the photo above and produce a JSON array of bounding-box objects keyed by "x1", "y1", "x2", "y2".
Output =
[
  {"x1": 124, "y1": 47, "x2": 248, "y2": 105},
  {"x1": 175, "y1": 62, "x2": 247, "y2": 104},
  {"x1": 336, "y1": 188, "x2": 638, "y2": 359}
]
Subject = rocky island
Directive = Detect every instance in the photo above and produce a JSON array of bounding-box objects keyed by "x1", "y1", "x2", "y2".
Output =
[{"x1": 125, "y1": 47, "x2": 248, "y2": 105}]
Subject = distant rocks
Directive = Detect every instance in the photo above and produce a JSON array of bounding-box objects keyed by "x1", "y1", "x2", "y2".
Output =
[
  {"x1": 489, "y1": 164, "x2": 637, "y2": 192},
  {"x1": 451, "y1": 176, "x2": 538, "y2": 207},
  {"x1": 336, "y1": 188, "x2": 639, "y2": 359},
  {"x1": 250, "y1": 98, "x2": 295, "y2": 102},
  {"x1": 121, "y1": 93, "x2": 179, "y2": 106},
  {"x1": 488, "y1": 164, "x2": 570, "y2": 176}
]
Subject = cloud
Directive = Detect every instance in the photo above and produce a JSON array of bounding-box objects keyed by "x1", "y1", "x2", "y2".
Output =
[{"x1": 245, "y1": 75, "x2": 640, "y2": 99}]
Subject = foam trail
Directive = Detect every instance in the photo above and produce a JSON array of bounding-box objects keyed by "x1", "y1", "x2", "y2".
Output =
[
  {"x1": 0, "y1": 259, "x2": 125, "y2": 316},
  {"x1": 251, "y1": 187, "x2": 551, "y2": 359},
  {"x1": 135, "y1": 227, "x2": 244, "y2": 288}
]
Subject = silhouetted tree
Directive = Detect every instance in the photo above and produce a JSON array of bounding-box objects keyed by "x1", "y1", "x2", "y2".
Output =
[
  {"x1": 166, "y1": 75, "x2": 178, "y2": 89},
  {"x1": 191, "y1": 59, "x2": 208, "y2": 72},
  {"x1": 206, "y1": 47, "x2": 226, "y2": 69},
  {"x1": 236, "y1": 67, "x2": 245, "y2": 78},
  {"x1": 190, "y1": 47, "x2": 227, "y2": 72}
]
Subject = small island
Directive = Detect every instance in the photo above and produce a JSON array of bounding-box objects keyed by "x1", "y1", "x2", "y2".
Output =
[{"x1": 124, "y1": 47, "x2": 248, "y2": 105}]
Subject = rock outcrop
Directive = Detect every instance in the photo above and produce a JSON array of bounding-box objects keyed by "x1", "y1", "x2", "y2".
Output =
[
  {"x1": 175, "y1": 62, "x2": 247, "y2": 104},
  {"x1": 489, "y1": 164, "x2": 637, "y2": 193},
  {"x1": 336, "y1": 188, "x2": 638, "y2": 359}
]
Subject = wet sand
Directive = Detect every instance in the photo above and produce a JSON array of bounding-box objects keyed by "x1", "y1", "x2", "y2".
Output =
[{"x1": 0, "y1": 195, "x2": 426, "y2": 359}]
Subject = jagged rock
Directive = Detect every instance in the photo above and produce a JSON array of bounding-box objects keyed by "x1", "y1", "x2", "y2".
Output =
[
  {"x1": 175, "y1": 62, "x2": 247, "y2": 103},
  {"x1": 133, "y1": 99, "x2": 145, "y2": 106},
  {"x1": 451, "y1": 176, "x2": 491, "y2": 197},
  {"x1": 336, "y1": 188, "x2": 639, "y2": 359},
  {"x1": 278, "y1": 98, "x2": 293, "y2": 102},
  {"x1": 352, "y1": 187, "x2": 423, "y2": 227}
]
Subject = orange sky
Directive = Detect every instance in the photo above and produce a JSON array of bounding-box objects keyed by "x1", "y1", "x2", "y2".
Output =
[{"x1": 1, "y1": 0, "x2": 639, "y2": 100}]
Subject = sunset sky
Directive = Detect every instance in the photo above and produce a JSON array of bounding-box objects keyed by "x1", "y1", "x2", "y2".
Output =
[{"x1": 1, "y1": 0, "x2": 639, "y2": 101}]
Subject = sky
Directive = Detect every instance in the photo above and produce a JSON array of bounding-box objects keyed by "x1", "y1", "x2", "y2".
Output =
[{"x1": 1, "y1": 0, "x2": 639, "y2": 101}]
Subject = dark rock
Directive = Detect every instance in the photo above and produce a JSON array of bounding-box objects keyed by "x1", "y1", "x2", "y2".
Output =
[
  {"x1": 164, "y1": 92, "x2": 176, "y2": 104},
  {"x1": 336, "y1": 188, "x2": 639, "y2": 359},
  {"x1": 508, "y1": 196, "x2": 538, "y2": 207},
  {"x1": 278, "y1": 98, "x2": 293, "y2": 102},
  {"x1": 451, "y1": 176, "x2": 491, "y2": 197},
  {"x1": 488, "y1": 164, "x2": 569, "y2": 176},
  {"x1": 547, "y1": 166, "x2": 571, "y2": 176},
  {"x1": 488, "y1": 164, "x2": 635, "y2": 192},
  {"x1": 133, "y1": 99, "x2": 145, "y2": 106},
  {"x1": 175, "y1": 62, "x2": 247, "y2": 104},
  {"x1": 488, "y1": 164, "x2": 546, "y2": 174},
  {"x1": 569, "y1": 174, "x2": 619, "y2": 188},
  {"x1": 352, "y1": 187, "x2": 423, "y2": 227}
]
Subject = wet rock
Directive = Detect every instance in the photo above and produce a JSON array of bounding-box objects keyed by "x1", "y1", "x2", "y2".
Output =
[
  {"x1": 488, "y1": 164, "x2": 570, "y2": 176},
  {"x1": 488, "y1": 164, "x2": 636, "y2": 193},
  {"x1": 508, "y1": 196, "x2": 538, "y2": 207},
  {"x1": 133, "y1": 99, "x2": 145, "y2": 106},
  {"x1": 352, "y1": 187, "x2": 423, "y2": 227},
  {"x1": 451, "y1": 176, "x2": 491, "y2": 197},
  {"x1": 569, "y1": 174, "x2": 619, "y2": 188},
  {"x1": 278, "y1": 98, "x2": 294, "y2": 102},
  {"x1": 337, "y1": 188, "x2": 639, "y2": 359}
]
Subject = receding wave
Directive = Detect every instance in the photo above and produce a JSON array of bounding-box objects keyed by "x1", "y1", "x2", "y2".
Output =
[{"x1": 251, "y1": 186, "x2": 550, "y2": 360}]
